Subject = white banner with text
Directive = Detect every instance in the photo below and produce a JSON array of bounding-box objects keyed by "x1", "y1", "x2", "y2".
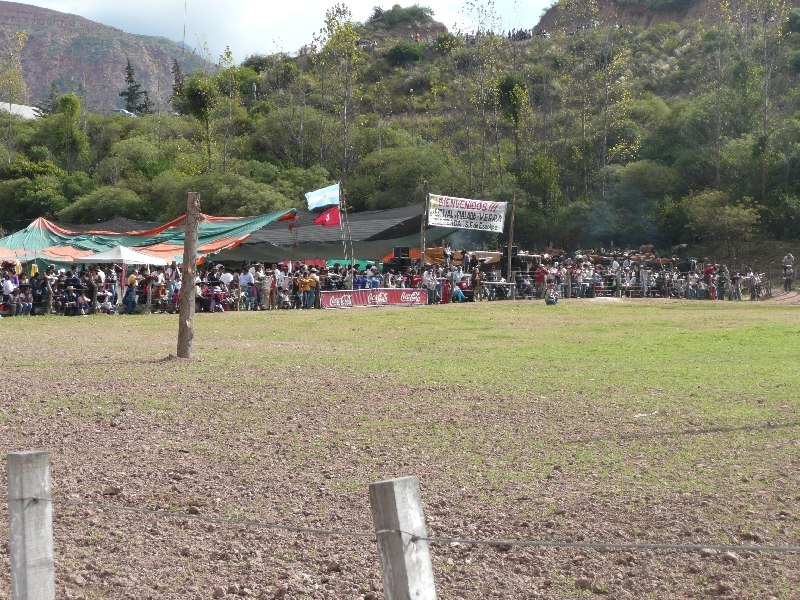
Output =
[{"x1": 427, "y1": 194, "x2": 507, "y2": 232}]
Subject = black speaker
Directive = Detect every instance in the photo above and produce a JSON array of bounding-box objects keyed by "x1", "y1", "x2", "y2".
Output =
[
  {"x1": 400, "y1": 257, "x2": 413, "y2": 269},
  {"x1": 383, "y1": 258, "x2": 399, "y2": 273},
  {"x1": 394, "y1": 246, "x2": 410, "y2": 258},
  {"x1": 501, "y1": 255, "x2": 522, "y2": 273},
  {"x1": 502, "y1": 245, "x2": 519, "y2": 258}
]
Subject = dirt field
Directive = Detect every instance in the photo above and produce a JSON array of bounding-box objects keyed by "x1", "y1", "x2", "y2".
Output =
[{"x1": 0, "y1": 300, "x2": 798, "y2": 600}]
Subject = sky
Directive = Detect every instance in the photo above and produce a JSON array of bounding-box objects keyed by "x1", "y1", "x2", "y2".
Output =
[{"x1": 14, "y1": 0, "x2": 554, "y2": 62}]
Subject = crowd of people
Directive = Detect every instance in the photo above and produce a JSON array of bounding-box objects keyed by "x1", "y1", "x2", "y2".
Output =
[{"x1": 0, "y1": 251, "x2": 793, "y2": 316}]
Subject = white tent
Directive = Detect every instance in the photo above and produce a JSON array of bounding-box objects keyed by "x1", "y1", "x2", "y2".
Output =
[{"x1": 80, "y1": 245, "x2": 168, "y2": 266}]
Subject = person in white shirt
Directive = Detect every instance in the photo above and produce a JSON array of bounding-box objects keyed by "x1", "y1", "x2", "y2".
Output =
[
  {"x1": 219, "y1": 267, "x2": 234, "y2": 286},
  {"x1": 2, "y1": 275, "x2": 15, "y2": 299},
  {"x1": 239, "y1": 269, "x2": 254, "y2": 288}
]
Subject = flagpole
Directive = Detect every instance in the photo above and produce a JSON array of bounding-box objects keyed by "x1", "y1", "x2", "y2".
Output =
[
  {"x1": 338, "y1": 194, "x2": 348, "y2": 265},
  {"x1": 340, "y1": 183, "x2": 355, "y2": 268}
]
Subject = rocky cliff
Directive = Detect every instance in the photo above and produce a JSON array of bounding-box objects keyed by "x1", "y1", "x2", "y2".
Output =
[{"x1": 0, "y1": 1, "x2": 208, "y2": 111}]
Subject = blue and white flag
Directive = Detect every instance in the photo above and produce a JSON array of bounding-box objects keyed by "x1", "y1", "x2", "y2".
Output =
[{"x1": 305, "y1": 183, "x2": 340, "y2": 210}]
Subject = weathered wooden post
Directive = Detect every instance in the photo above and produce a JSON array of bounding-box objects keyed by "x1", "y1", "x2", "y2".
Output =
[
  {"x1": 177, "y1": 193, "x2": 200, "y2": 358},
  {"x1": 369, "y1": 476, "x2": 436, "y2": 600},
  {"x1": 7, "y1": 451, "x2": 55, "y2": 600}
]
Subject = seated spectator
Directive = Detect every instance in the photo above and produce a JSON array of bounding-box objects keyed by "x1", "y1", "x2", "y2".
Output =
[
  {"x1": 9, "y1": 287, "x2": 23, "y2": 316},
  {"x1": 451, "y1": 284, "x2": 466, "y2": 303},
  {"x1": 545, "y1": 282, "x2": 559, "y2": 305},
  {"x1": 19, "y1": 287, "x2": 33, "y2": 316},
  {"x1": 97, "y1": 286, "x2": 114, "y2": 314},
  {"x1": 76, "y1": 290, "x2": 90, "y2": 315}
]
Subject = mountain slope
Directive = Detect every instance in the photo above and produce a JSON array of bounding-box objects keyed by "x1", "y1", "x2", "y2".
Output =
[{"x1": 0, "y1": 1, "x2": 208, "y2": 111}]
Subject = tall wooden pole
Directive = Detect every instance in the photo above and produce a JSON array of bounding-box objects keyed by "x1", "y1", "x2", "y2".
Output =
[
  {"x1": 420, "y1": 181, "x2": 428, "y2": 269},
  {"x1": 177, "y1": 193, "x2": 200, "y2": 358},
  {"x1": 508, "y1": 193, "x2": 516, "y2": 299}
]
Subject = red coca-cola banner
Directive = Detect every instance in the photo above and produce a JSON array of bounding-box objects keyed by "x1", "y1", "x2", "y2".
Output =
[{"x1": 321, "y1": 288, "x2": 427, "y2": 309}]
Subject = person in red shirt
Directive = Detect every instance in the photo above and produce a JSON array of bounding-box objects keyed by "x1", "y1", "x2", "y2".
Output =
[
  {"x1": 703, "y1": 264, "x2": 716, "y2": 300},
  {"x1": 534, "y1": 266, "x2": 546, "y2": 299}
]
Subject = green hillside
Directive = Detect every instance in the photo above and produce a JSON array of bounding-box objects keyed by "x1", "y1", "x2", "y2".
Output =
[{"x1": 2, "y1": 1, "x2": 800, "y2": 254}]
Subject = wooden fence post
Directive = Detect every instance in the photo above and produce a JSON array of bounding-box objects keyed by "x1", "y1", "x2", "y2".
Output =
[
  {"x1": 7, "y1": 451, "x2": 55, "y2": 600},
  {"x1": 369, "y1": 476, "x2": 437, "y2": 600},
  {"x1": 177, "y1": 192, "x2": 200, "y2": 358}
]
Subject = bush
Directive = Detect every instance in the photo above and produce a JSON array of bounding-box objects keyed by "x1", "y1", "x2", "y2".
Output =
[
  {"x1": 1, "y1": 178, "x2": 69, "y2": 222},
  {"x1": 382, "y1": 4, "x2": 434, "y2": 27},
  {"x1": 386, "y1": 41, "x2": 424, "y2": 66},
  {"x1": 151, "y1": 172, "x2": 294, "y2": 219},
  {"x1": 435, "y1": 31, "x2": 460, "y2": 54},
  {"x1": 57, "y1": 187, "x2": 149, "y2": 224},
  {"x1": 0, "y1": 158, "x2": 64, "y2": 182}
]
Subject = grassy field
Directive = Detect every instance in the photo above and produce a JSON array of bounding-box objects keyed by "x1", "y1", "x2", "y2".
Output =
[{"x1": 0, "y1": 300, "x2": 798, "y2": 600}]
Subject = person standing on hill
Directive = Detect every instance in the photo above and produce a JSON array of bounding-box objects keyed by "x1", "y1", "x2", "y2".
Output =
[{"x1": 784, "y1": 265, "x2": 794, "y2": 292}]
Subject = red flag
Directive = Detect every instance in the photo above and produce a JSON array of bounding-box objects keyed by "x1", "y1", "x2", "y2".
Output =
[{"x1": 314, "y1": 205, "x2": 341, "y2": 228}]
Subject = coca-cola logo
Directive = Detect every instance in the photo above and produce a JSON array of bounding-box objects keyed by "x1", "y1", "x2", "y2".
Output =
[
  {"x1": 328, "y1": 294, "x2": 353, "y2": 306},
  {"x1": 400, "y1": 291, "x2": 422, "y2": 303},
  {"x1": 368, "y1": 292, "x2": 389, "y2": 304}
]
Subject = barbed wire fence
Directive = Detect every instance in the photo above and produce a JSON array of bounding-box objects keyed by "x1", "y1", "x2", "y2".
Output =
[{"x1": 5, "y1": 451, "x2": 800, "y2": 599}]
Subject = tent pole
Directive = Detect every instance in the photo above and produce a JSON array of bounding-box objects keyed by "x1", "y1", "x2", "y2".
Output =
[{"x1": 119, "y1": 265, "x2": 126, "y2": 306}]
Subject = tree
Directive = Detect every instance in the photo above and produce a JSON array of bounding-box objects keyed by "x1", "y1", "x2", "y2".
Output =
[
  {"x1": 316, "y1": 4, "x2": 363, "y2": 194},
  {"x1": 170, "y1": 59, "x2": 188, "y2": 114},
  {"x1": 684, "y1": 190, "x2": 761, "y2": 260},
  {"x1": 218, "y1": 47, "x2": 238, "y2": 174},
  {"x1": 182, "y1": 71, "x2": 219, "y2": 171},
  {"x1": 35, "y1": 81, "x2": 60, "y2": 117},
  {"x1": 119, "y1": 58, "x2": 153, "y2": 115},
  {"x1": 57, "y1": 186, "x2": 148, "y2": 223},
  {"x1": 50, "y1": 94, "x2": 89, "y2": 175},
  {"x1": 0, "y1": 31, "x2": 27, "y2": 164},
  {"x1": 497, "y1": 73, "x2": 529, "y2": 184},
  {"x1": 4, "y1": 178, "x2": 69, "y2": 222}
]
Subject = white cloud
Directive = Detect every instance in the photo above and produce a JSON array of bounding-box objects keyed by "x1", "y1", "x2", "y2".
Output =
[{"x1": 17, "y1": 0, "x2": 551, "y2": 61}]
